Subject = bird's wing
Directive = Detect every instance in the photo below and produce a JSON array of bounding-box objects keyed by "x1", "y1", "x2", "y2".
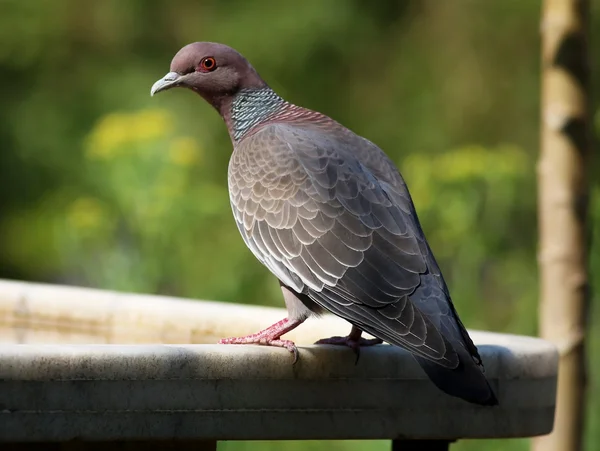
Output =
[{"x1": 229, "y1": 123, "x2": 462, "y2": 368}]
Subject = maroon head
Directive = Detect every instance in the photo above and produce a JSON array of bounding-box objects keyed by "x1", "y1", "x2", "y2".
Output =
[{"x1": 150, "y1": 42, "x2": 266, "y2": 111}]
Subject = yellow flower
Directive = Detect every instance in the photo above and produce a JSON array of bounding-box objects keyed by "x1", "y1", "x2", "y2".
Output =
[
  {"x1": 67, "y1": 197, "x2": 106, "y2": 231},
  {"x1": 86, "y1": 113, "x2": 129, "y2": 159},
  {"x1": 433, "y1": 145, "x2": 529, "y2": 182},
  {"x1": 132, "y1": 109, "x2": 173, "y2": 141},
  {"x1": 436, "y1": 146, "x2": 486, "y2": 182},
  {"x1": 168, "y1": 136, "x2": 200, "y2": 166},
  {"x1": 85, "y1": 108, "x2": 173, "y2": 160}
]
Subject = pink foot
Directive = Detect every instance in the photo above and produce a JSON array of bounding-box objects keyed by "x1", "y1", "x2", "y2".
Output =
[
  {"x1": 315, "y1": 326, "x2": 383, "y2": 362},
  {"x1": 219, "y1": 317, "x2": 303, "y2": 363}
]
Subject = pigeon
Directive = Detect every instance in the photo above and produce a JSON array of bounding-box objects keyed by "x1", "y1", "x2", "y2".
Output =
[{"x1": 151, "y1": 42, "x2": 498, "y2": 406}]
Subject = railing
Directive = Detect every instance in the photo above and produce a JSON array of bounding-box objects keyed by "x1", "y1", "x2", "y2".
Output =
[{"x1": 0, "y1": 279, "x2": 558, "y2": 450}]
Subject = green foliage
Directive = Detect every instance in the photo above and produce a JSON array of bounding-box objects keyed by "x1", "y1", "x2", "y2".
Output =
[
  {"x1": 0, "y1": 1, "x2": 599, "y2": 450},
  {"x1": 402, "y1": 144, "x2": 538, "y2": 334}
]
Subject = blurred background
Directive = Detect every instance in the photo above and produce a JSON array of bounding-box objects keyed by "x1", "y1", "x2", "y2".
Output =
[{"x1": 0, "y1": 1, "x2": 598, "y2": 450}]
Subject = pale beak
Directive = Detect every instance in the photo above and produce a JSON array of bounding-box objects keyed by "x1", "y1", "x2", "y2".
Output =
[{"x1": 150, "y1": 72, "x2": 183, "y2": 96}]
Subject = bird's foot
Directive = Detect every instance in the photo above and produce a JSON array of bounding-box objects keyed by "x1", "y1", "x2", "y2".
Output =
[
  {"x1": 315, "y1": 335, "x2": 384, "y2": 348},
  {"x1": 219, "y1": 317, "x2": 303, "y2": 363},
  {"x1": 315, "y1": 326, "x2": 383, "y2": 363}
]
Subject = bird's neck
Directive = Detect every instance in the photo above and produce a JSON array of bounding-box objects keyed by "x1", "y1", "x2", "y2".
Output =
[{"x1": 222, "y1": 87, "x2": 288, "y2": 141}]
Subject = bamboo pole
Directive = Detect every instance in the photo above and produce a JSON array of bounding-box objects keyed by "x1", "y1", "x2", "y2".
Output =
[{"x1": 533, "y1": 1, "x2": 591, "y2": 451}]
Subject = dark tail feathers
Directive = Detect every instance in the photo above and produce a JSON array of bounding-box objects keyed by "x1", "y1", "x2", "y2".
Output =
[{"x1": 415, "y1": 354, "x2": 498, "y2": 406}]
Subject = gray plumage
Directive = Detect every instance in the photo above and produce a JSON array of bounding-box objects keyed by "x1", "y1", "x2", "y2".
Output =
[{"x1": 151, "y1": 42, "x2": 498, "y2": 406}]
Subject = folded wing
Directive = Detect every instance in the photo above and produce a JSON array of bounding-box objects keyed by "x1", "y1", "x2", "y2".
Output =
[{"x1": 230, "y1": 123, "x2": 486, "y2": 370}]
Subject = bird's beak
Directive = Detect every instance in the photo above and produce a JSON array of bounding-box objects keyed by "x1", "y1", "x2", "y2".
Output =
[{"x1": 150, "y1": 72, "x2": 183, "y2": 96}]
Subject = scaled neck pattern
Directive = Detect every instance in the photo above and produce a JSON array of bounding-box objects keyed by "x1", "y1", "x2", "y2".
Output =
[{"x1": 230, "y1": 88, "x2": 287, "y2": 141}]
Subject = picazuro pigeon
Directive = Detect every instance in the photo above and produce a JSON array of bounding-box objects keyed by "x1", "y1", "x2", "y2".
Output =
[{"x1": 151, "y1": 42, "x2": 498, "y2": 406}]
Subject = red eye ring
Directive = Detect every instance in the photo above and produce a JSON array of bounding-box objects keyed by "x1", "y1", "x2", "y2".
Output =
[{"x1": 198, "y1": 57, "x2": 217, "y2": 72}]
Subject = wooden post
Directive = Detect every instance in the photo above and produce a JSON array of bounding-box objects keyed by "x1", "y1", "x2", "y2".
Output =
[{"x1": 534, "y1": 1, "x2": 591, "y2": 451}]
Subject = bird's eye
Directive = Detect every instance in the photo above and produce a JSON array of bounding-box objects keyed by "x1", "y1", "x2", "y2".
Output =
[{"x1": 198, "y1": 57, "x2": 217, "y2": 72}]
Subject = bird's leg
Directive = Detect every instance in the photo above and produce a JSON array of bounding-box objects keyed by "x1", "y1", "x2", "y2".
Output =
[
  {"x1": 315, "y1": 325, "x2": 383, "y2": 362},
  {"x1": 218, "y1": 317, "x2": 305, "y2": 362}
]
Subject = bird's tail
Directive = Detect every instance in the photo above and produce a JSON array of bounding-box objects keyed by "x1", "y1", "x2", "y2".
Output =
[{"x1": 415, "y1": 352, "x2": 498, "y2": 406}]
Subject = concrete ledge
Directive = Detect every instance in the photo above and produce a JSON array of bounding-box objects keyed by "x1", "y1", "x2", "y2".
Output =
[
  {"x1": 0, "y1": 279, "x2": 370, "y2": 345},
  {"x1": 0, "y1": 334, "x2": 557, "y2": 442},
  {"x1": 0, "y1": 280, "x2": 558, "y2": 442}
]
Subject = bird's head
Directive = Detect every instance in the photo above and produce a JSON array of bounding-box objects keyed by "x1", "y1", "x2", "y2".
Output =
[{"x1": 150, "y1": 42, "x2": 266, "y2": 109}]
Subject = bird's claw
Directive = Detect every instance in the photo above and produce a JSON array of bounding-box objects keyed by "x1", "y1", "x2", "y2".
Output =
[
  {"x1": 218, "y1": 317, "x2": 302, "y2": 364},
  {"x1": 315, "y1": 335, "x2": 383, "y2": 364},
  {"x1": 218, "y1": 336, "x2": 299, "y2": 363}
]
